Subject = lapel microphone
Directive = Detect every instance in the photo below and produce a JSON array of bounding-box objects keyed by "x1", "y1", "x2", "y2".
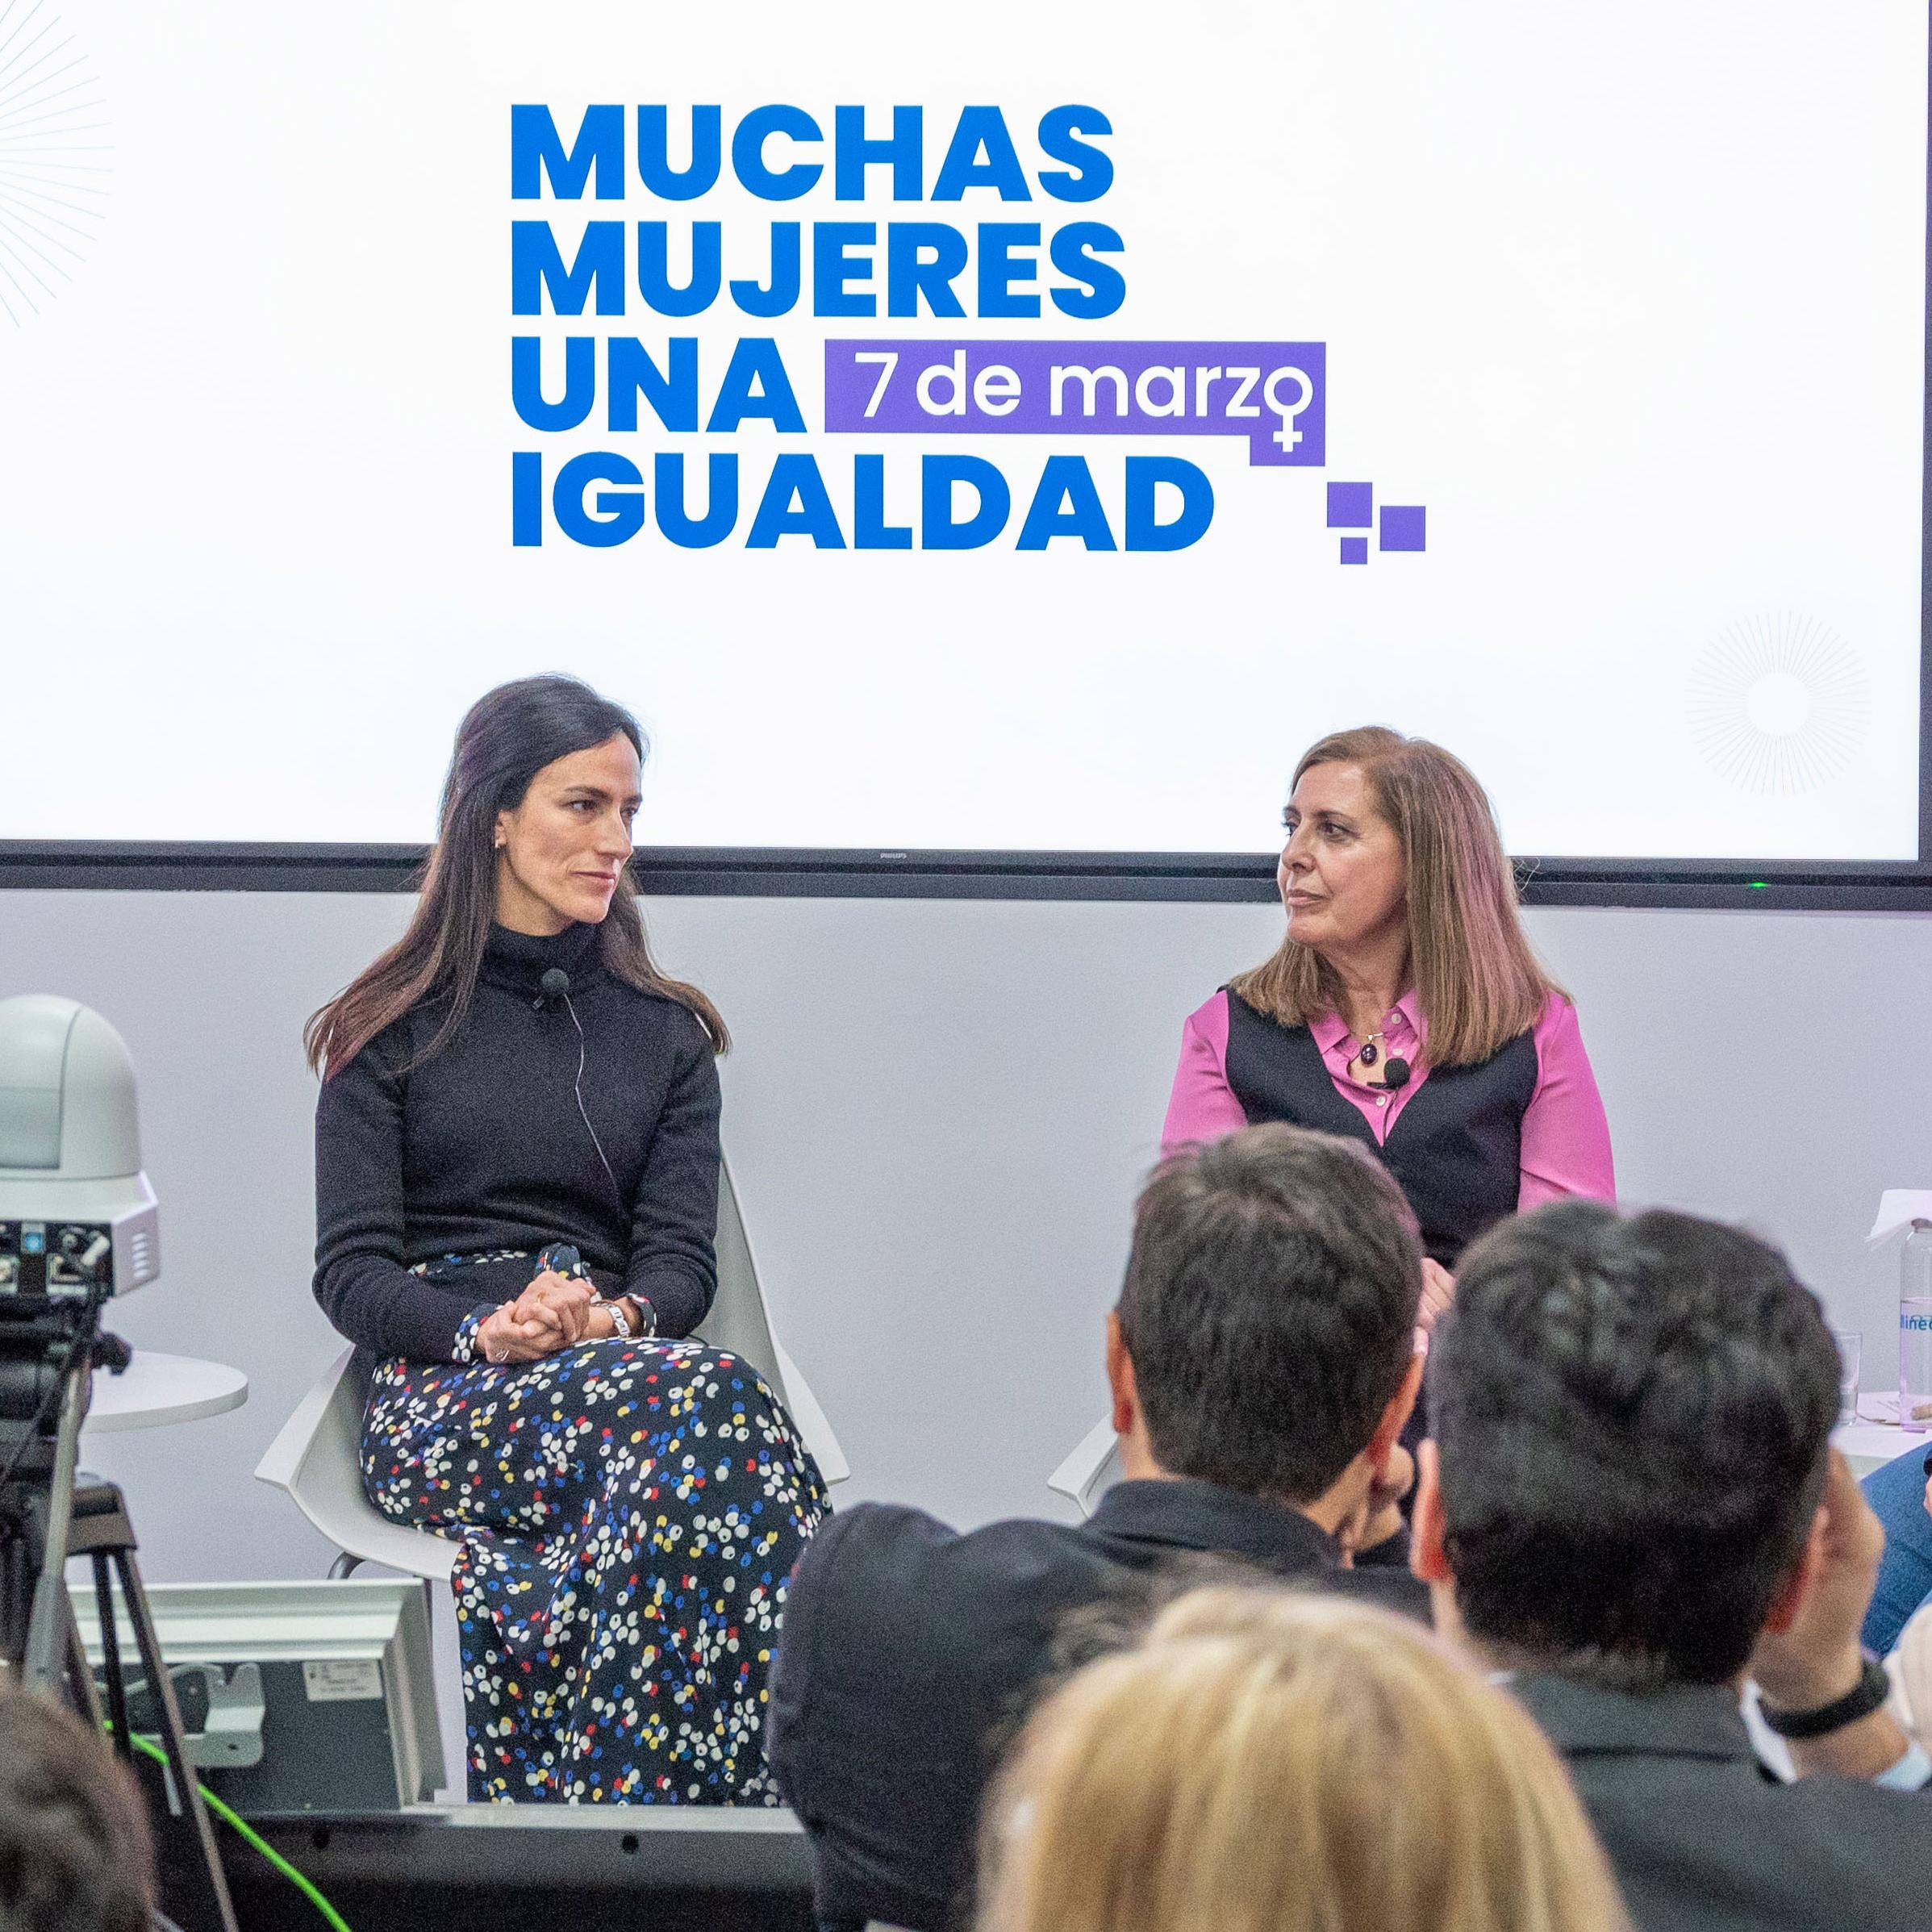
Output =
[
  {"x1": 533, "y1": 967, "x2": 570, "y2": 1012},
  {"x1": 1383, "y1": 1057, "x2": 1412, "y2": 1091}
]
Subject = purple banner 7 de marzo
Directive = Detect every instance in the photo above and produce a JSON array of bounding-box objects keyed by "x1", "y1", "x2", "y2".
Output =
[{"x1": 823, "y1": 340, "x2": 1326, "y2": 467}]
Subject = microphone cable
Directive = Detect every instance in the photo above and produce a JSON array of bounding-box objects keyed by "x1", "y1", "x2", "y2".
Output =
[
  {"x1": 560, "y1": 988, "x2": 624, "y2": 1216},
  {"x1": 534, "y1": 967, "x2": 624, "y2": 1216}
]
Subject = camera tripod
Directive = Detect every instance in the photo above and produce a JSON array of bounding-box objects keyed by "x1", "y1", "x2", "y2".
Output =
[{"x1": 0, "y1": 1289, "x2": 237, "y2": 1932}]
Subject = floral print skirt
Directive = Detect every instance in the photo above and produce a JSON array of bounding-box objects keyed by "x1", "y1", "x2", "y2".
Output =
[{"x1": 360, "y1": 1252, "x2": 829, "y2": 1805}]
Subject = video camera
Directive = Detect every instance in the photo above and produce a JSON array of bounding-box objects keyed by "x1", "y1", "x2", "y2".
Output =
[
  {"x1": 0, "y1": 995, "x2": 236, "y2": 1927},
  {"x1": 0, "y1": 995, "x2": 160, "y2": 1303}
]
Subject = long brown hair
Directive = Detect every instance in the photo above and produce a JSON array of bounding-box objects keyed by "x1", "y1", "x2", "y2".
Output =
[
  {"x1": 305, "y1": 676, "x2": 728, "y2": 1077},
  {"x1": 1228, "y1": 726, "x2": 1557, "y2": 1067}
]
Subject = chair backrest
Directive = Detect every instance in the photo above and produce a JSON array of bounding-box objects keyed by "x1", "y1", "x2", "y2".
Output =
[
  {"x1": 1046, "y1": 1416, "x2": 1122, "y2": 1518},
  {"x1": 701, "y1": 1154, "x2": 849, "y2": 1484},
  {"x1": 697, "y1": 1152, "x2": 784, "y2": 1385},
  {"x1": 254, "y1": 1343, "x2": 457, "y2": 1580}
]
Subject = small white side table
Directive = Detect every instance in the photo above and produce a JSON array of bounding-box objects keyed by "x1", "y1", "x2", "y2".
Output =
[
  {"x1": 84, "y1": 1352, "x2": 249, "y2": 1433},
  {"x1": 1834, "y1": 1396, "x2": 1926, "y2": 1479}
]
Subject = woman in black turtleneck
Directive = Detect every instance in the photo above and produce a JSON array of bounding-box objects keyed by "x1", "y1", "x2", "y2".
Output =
[{"x1": 308, "y1": 676, "x2": 827, "y2": 1806}]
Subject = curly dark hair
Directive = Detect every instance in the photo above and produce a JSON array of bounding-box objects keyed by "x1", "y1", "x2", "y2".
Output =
[{"x1": 1429, "y1": 1201, "x2": 1840, "y2": 1688}]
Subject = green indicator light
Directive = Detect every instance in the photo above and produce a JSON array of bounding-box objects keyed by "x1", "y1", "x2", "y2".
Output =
[{"x1": 1746, "y1": 881, "x2": 1769, "y2": 889}]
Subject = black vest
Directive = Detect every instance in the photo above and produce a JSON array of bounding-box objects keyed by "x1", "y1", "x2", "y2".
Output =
[{"x1": 1221, "y1": 990, "x2": 1538, "y2": 1268}]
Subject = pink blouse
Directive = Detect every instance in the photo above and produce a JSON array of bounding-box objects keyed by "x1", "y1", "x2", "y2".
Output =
[{"x1": 1160, "y1": 988, "x2": 1615, "y2": 1211}]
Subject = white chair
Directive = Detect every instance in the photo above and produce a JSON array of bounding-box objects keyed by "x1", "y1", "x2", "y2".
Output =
[
  {"x1": 255, "y1": 1337, "x2": 457, "y2": 1581},
  {"x1": 256, "y1": 1154, "x2": 849, "y2": 1580},
  {"x1": 1046, "y1": 1415, "x2": 1120, "y2": 1520}
]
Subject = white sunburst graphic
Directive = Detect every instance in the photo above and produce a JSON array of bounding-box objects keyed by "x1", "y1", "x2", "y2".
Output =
[
  {"x1": 1685, "y1": 614, "x2": 1868, "y2": 795},
  {"x1": 0, "y1": 0, "x2": 111, "y2": 327}
]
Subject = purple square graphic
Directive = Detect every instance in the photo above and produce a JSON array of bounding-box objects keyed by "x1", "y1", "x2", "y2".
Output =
[
  {"x1": 1379, "y1": 506, "x2": 1425, "y2": 552},
  {"x1": 1339, "y1": 536, "x2": 1368, "y2": 565},
  {"x1": 1327, "y1": 482, "x2": 1373, "y2": 528}
]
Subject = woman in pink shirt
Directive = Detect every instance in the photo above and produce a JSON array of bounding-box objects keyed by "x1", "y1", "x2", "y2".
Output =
[{"x1": 1162, "y1": 727, "x2": 1613, "y2": 1331}]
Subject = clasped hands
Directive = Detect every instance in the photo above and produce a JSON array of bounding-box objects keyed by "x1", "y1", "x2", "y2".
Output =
[{"x1": 478, "y1": 1270, "x2": 636, "y2": 1365}]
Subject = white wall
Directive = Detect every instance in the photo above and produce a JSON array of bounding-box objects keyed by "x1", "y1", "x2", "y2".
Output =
[{"x1": 0, "y1": 889, "x2": 1922, "y2": 1583}]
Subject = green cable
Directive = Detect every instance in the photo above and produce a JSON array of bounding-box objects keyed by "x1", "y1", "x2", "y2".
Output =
[{"x1": 112, "y1": 1725, "x2": 354, "y2": 1932}]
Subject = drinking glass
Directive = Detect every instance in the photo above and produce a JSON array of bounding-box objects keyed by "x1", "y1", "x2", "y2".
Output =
[{"x1": 1830, "y1": 1328, "x2": 1861, "y2": 1427}]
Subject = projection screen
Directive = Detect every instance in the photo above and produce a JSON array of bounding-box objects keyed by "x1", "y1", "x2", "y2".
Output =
[{"x1": 0, "y1": 1, "x2": 1926, "y2": 893}]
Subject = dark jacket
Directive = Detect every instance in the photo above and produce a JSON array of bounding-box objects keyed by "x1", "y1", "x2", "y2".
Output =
[
  {"x1": 1512, "y1": 1673, "x2": 1932, "y2": 1932},
  {"x1": 767, "y1": 1478, "x2": 1429, "y2": 1932}
]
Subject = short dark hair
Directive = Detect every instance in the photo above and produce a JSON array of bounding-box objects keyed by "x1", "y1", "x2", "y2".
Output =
[
  {"x1": 1429, "y1": 1201, "x2": 1840, "y2": 1690},
  {"x1": 0, "y1": 1692, "x2": 154, "y2": 1932},
  {"x1": 1117, "y1": 1124, "x2": 1423, "y2": 1502}
]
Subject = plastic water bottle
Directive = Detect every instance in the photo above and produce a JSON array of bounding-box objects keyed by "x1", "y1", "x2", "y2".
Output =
[{"x1": 1901, "y1": 1222, "x2": 1932, "y2": 1434}]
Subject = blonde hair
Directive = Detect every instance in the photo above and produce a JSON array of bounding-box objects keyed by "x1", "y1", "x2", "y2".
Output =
[
  {"x1": 977, "y1": 1586, "x2": 1629, "y2": 1932},
  {"x1": 1229, "y1": 726, "x2": 1559, "y2": 1067}
]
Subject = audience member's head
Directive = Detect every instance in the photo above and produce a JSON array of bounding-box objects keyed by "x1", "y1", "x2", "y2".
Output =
[
  {"x1": 1416, "y1": 1200, "x2": 1840, "y2": 1689},
  {"x1": 0, "y1": 1691, "x2": 154, "y2": 1932},
  {"x1": 977, "y1": 1584, "x2": 1629, "y2": 1932},
  {"x1": 1111, "y1": 1123, "x2": 1423, "y2": 1519}
]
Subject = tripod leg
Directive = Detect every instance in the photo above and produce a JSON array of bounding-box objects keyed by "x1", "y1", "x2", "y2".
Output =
[
  {"x1": 23, "y1": 1361, "x2": 86, "y2": 1692},
  {"x1": 0, "y1": 1498, "x2": 29, "y2": 1679},
  {"x1": 113, "y1": 1550, "x2": 237, "y2": 1932},
  {"x1": 92, "y1": 1549, "x2": 131, "y2": 1762},
  {"x1": 63, "y1": 1593, "x2": 104, "y2": 1732}
]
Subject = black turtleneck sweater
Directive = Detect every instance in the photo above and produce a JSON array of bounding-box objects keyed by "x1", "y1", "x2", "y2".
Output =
[{"x1": 313, "y1": 920, "x2": 721, "y2": 1361}]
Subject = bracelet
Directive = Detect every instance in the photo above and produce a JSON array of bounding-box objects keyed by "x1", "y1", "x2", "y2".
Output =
[
  {"x1": 1759, "y1": 1656, "x2": 1892, "y2": 1738},
  {"x1": 612, "y1": 1295, "x2": 658, "y2": 1338},
  {"x1": 600, "y1": 1296, "x2": 654, "y2": 1341}
]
